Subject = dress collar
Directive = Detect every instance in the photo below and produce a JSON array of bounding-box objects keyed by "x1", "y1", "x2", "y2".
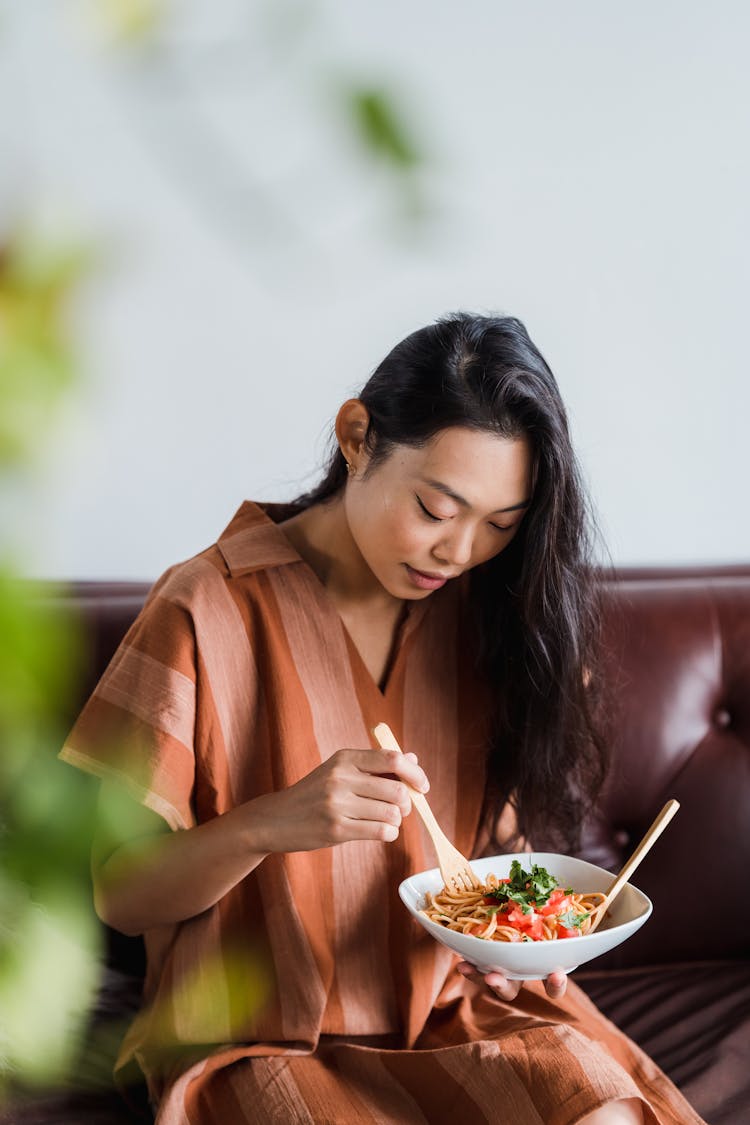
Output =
[{"x1": 216, "y1": 500, "x2": 304, "y2": 577}]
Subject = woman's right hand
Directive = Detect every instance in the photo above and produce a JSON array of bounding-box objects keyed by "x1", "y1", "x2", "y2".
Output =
[
  {"x1": 92, "y1": 747, "x2": 429, "y2": 935},
  {"x1": 248, "y1": 748, "x2": 430, "y2": 854}
]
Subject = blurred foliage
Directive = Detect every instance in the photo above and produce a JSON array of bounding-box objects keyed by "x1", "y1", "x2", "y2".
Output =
[
  {"x1": 0, "y1": 575, "x2": 81, "y2": 785},
  {"x1": 0, "y1": 232, "x2": 91, "y2": 467},
  {"x1": 348, "y1": 87, "x2": 421, "y2": 171},
  {"x1": 0, "y1": 607, "x2": 104, "y2": 1099},
  {"x1": 0, "y1": 232, "x2": 101, "y2": 1102},
  {"x1": 84, "y1": 0, "x2": 167, "y2": 45},
  {"x1": 148, "y1": 942, "x2": 273, "y2": 1048},
  {"x1": 346, "y1": 84, "x2": 425, "y2": 222}
]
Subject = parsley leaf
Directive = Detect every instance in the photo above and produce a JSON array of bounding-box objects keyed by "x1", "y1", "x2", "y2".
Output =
[
  {"x1": 484, "y1": 860, "x2": 561, "y2": 911},
  {"x1": 527, "y1": 864, "x2": 557, "y2": 906},
  {"x1": 557, "y1": 909, "x2": 590, "y2": 930}
]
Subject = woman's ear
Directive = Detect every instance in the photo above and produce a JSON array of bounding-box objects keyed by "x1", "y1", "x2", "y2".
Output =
[{"x1": 335, "y1": 399, "x2": 370, "y2": 473}]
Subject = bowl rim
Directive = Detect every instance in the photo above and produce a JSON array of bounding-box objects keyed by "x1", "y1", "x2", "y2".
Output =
[{"x1": 398, "y1": 851, "x2": 653, "y2": 952}]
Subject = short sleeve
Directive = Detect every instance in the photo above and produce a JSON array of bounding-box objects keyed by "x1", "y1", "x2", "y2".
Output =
[{"x1": 59, "y1": 568, "x2": 198, "y2": 831}]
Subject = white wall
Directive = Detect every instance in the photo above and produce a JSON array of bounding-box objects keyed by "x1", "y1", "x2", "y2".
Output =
[{"x1": 3, "y1": 1, "x2": 749, "y2": 578}]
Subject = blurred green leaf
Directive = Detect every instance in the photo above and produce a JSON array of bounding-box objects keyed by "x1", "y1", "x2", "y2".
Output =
[
  {"x1": 0, "y1": 223, "x2": 98, "y2": 1102},
  {"x1": 347, "y1": 86, "x2": 421, "y2": 170},
  {"x1": 147, "y1": 941, "x2": 272, "y2": 1047},
  {"x1": 0, "y1": 235, "x2": 91, "y2": 468},
  {"x1": 0, "y1": 575, "x2": 83, "y2": 728},
  {"x1": 0, "y1": 890, "x2": 100, "y2": 1086}
]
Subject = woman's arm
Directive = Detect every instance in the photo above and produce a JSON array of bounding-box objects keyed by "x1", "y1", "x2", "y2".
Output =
[
  {"x1": 92, "y1": 783, "x2": 276, "y2": 936},
  {"x1": 93, "y1": 747, "x2": 430, "y2": 936}
]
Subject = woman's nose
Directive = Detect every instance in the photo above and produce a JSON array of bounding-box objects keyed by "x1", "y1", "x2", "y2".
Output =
[{"x1": 433, "y1": 525, "x2": 474, "y2": 568}]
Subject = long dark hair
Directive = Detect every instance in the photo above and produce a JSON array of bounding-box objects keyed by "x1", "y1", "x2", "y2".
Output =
[{"x1": 294, "y1": 313, "x2": 609, "y2": 852}]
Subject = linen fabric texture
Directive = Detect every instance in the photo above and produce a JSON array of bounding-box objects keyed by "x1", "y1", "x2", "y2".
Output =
[{"x1": 59, "y1": 502, "x2": 705, "y2": 1125}]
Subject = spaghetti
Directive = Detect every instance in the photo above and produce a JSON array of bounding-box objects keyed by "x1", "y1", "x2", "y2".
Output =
[{"x1": 421, "y1": 860, "x2": 607, "y2": 942}]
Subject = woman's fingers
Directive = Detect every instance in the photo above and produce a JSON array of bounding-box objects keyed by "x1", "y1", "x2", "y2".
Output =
[
  {"x1": 455, "y1": 961, "x2": 483, "y2": 985},
  {"x1": 456, "y1": 962, "x2": 568, "y2": 1002},
  {"x1": 544, "y1": 970, "x2": 567, "y2": 999},
  {"x1": 484, "y1": 972, "x2": 523, "y2": 1001},
  {"x1": 355, "y1": 748, "x2": 430, "y2": 794},
  {"x1": 351, "y1": 773, "x2": 416, "y2": 817},
  {"x1": 343, "y1": 795, "x2": 406, "y2": 830},
  {"x1": 456, "y1": 961, "x2": 522, "y2": 1001}
]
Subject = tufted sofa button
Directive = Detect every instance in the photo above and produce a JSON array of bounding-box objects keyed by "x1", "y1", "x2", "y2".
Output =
[
  {"x1": 714, "y1": 707, "x2": 732, "y2": 729},
  {"x1": 613, "y1": 829, "x2": 630, "y2": 848}
]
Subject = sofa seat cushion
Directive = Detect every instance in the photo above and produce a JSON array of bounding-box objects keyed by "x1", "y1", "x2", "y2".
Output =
[{"x1": 574, "y1": 959, "x2": 750, "y2": 1125}]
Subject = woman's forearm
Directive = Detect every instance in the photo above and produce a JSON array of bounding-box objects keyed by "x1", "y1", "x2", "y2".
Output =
[
  {"x1": 95, "y1": 792, "x2": 280, "y2": 936},
  {"x1": 95, "y1": 745, "x2": 429, "y2": 935}
]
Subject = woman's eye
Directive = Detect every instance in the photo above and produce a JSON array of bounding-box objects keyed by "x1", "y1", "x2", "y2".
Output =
[
  {"x1": 416, "y1": 493, "x2": 515, "y2": 533},
  {"x1": 415, "y1": 495, "x2": 444, "y2": 522}
]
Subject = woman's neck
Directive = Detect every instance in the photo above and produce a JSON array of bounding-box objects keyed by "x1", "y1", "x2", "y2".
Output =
[{"x1": 279, "y1": 497, "x2": 402, "y2": 618}]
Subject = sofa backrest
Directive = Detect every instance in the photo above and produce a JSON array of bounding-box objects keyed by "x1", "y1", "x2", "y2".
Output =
[
  {"x1": 584, "y1": 572, "x2": 750, "y2": 967},
  {"x1": 52, "y1": 569, "x2": 750, "y2": 970}
]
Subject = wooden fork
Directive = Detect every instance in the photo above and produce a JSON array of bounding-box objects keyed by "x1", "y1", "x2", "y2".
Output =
[
  {"x1": 586, "y1": 799, "x2": 680, "y2": 935},
  {"x1": 372, "y1": 722, "x2": 482, "y2": 893}
]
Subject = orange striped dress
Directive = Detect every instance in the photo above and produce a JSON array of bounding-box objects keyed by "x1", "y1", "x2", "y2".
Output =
[{"x1": 60, "y1": 501, "x2": 705, "y2": 1125}]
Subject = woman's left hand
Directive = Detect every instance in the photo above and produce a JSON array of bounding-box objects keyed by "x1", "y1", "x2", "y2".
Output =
[{"x1": 456, "y1": 961, "x2": 567, "y2": 1002}]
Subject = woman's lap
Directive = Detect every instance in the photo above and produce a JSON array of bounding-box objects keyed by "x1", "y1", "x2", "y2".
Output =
[
  {"x1": 184, "y1": 1036, "x2": 651, "y2": 1125},
  {"x1": 170, "y1": 979, "x2": 703, "y2": 1125}
]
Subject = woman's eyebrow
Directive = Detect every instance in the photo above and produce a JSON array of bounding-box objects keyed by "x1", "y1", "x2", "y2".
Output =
[{"x1": 421, "y1": 478, "x2": 531, "y2": 514}]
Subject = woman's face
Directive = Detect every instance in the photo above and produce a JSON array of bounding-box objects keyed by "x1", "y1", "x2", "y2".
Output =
[{"x1": 343, "y1": 426, "x2": 534, "y2": 600}]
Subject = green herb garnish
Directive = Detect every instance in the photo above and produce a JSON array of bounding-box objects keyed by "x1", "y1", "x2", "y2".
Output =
[
  {"x1": 557, "y1": 909, "x2": 590, "y2": 930},
  {"x1": 484, "y1": 859, "x2": 559, "y2": 911}
]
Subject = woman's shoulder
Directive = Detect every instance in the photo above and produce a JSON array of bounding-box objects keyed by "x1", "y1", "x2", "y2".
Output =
[{"x1": 142, "y1": 500, "x2": 305, "y2": 622}]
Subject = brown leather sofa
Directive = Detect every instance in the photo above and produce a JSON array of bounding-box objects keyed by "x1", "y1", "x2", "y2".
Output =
[{"x1": 9, "y1": 568, "x2": 750, "y2": 1124}]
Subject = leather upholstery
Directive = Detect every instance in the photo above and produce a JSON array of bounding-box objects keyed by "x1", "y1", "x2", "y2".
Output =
[{"x1": 593, "y1": 576, "x2": 749, "y2": 966}]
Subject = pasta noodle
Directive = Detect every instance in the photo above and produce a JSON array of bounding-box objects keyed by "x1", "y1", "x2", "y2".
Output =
[{"x1": 421, "y1": 865, "x2": 607, "y2": 943}]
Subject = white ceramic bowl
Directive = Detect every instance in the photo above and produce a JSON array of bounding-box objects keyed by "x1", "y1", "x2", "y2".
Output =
[{"x1": 399, "y1": 852, "x2": 652, "y2": 980}]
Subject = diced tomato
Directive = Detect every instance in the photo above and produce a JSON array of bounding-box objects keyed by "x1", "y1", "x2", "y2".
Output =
[
  {"x1": 541, "y1": 891, "x2": 572, "y2": 917},
  {"x1": 505, "y1": 906, "x2": 544, "y2": 941},
  {"x1": 506, "y1": 906, "x2": 527, "y2": 928},
  {"x1": 556, "y1": 925, "x2": 581, "y2": 940},
  {"x1": 539, "y1": 889, "x2": 564, "y2": 909},
  {"x1": 525, "y1": 913, "x2": 544, "y2": 940}
]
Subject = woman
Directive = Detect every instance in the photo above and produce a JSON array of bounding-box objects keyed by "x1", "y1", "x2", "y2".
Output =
[{"x1": 60, "y1": 314, "x2": 704, "y2": 1124}]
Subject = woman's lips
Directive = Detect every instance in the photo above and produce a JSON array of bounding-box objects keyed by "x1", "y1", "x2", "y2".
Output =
[{"x1": 405, "y1": 564, "x2": 450, "y2": 591}]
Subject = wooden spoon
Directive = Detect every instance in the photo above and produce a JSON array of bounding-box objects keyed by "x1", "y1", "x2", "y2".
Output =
[{"x1": 587, "y1": 799, "x2": 680, "y2": 934}]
